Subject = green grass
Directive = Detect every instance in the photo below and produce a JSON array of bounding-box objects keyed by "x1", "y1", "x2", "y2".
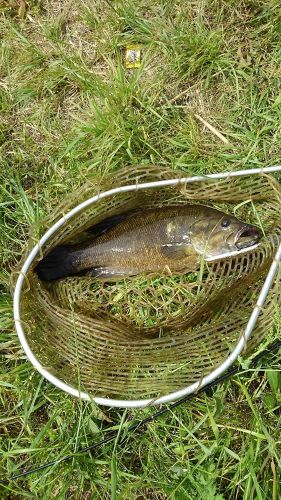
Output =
[{"x1": 0, "y1": 0, "x2": 281, "y2": 498}]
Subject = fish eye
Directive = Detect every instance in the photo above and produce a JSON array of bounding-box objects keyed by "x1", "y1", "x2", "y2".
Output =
[{"x1": 221, "y1": 218, "x2": 231, "y2": 228}]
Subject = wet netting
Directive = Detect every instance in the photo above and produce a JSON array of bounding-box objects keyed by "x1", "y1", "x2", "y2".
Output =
[{"x1": 17, "y1": 166, "x2": 281, "y2": 400}]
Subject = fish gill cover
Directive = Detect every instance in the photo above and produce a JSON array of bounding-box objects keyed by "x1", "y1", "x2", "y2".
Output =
[{"x1": 16, "y1": 166, "x2": 281, "y2": 400}]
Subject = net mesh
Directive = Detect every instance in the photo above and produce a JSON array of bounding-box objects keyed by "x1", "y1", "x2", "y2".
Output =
[{"x1": 17, "y1": 166, "x2": 281, "y2": 400}]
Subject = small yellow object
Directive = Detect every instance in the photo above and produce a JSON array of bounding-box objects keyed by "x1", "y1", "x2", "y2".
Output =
[{"x1": 125, "y1": 44, "x2": 141, "y2": 68}]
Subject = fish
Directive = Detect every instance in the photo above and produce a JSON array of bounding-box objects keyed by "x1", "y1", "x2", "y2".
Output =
[{"x1": 34, "y1": 204, "x2": 262, "y2": 281}]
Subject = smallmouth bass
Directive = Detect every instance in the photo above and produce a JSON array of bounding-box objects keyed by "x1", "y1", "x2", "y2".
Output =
[{"x1": 35, "y1": 204, "x2": 261, "y2": 281}]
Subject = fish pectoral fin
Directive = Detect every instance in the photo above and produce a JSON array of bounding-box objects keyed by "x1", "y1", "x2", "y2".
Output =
[
  {"x1": 161, "y1": 243, "x2": 193, "y2": 260},
  {"x1": 87, "y1": 267, "x2": 139, "y2": 279}
]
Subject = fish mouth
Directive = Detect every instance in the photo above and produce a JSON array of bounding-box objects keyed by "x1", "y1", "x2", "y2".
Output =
[{"x1": 235, "y1": 226, "x2": 261, "y2": 250}]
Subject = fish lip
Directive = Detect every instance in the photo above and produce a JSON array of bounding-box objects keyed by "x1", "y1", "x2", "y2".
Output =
[{"x1": 235, "y1": 225, "x2": 261, "y2": 250}]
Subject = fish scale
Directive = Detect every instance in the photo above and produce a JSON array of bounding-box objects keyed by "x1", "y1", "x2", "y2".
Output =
[{"x1": 70, "y1": 208, "x2": 199, "y2": 275}]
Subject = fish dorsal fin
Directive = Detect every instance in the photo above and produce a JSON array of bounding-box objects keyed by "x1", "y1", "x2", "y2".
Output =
[{"x1": 86, "y1": 210, "x2": 138, "y2": 238}]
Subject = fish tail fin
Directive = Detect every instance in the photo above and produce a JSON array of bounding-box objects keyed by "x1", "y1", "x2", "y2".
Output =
[{"x1": 34, "y1": 246, "x2": 76, "y2": 281}]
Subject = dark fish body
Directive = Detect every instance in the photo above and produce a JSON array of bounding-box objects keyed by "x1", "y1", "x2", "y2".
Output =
[{"x1": 35, "y1": 204, "x2": 261, "y2": 281}]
